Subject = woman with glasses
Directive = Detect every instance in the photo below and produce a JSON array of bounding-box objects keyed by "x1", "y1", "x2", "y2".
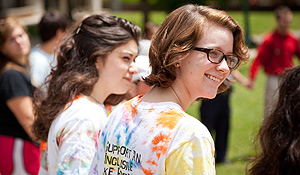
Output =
[{"x1": 90, "y1": 4, "x2": 248, "y2": 175}]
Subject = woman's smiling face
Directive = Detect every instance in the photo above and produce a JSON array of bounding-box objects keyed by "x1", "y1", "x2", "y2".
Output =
[{"x1": 176, "y1": 24, "x2": 232, "y2": 99}]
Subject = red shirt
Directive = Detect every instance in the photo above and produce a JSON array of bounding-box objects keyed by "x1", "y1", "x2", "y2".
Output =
[{"x1": 249, "y1": 30, "x2": 300, "y2": 80}]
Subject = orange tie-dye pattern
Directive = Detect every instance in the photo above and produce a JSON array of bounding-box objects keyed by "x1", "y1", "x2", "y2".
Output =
[
  {"x1": 123, "y1": 100, "x2": 134, "y2": 122},
  {"x1": 149, "y1": 127, "x2": 154, "y2": 133},
  {"x1": 151, "y1": 133, "x2": 171, "y2": 159},
  {"x1": 63, "y1": 94, "x2": 82, "y2": 111},
  {"x1": 155, "y1": 109, "x2": 185, "y2": 130},
  {"x1": 142, "y1": 167, "x2": 154, "y2": 175},
  {"x1": 146, "y1": 159, "x2": 158, "y2": 166},
  {"x1": 124, "y1": 98, "x2": 142, "y2": 119},
  {"x1": 148, "y1": 108, "x2": 154, "y2": 113},
  {"x1": 132, "y1": 105, "x2": 138, "y2": 117}
]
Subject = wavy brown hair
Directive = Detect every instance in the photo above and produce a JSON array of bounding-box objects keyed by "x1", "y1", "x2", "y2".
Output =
[
  {"x1": 246, "y1": 65, "x2": 300, "y2": 175},
  {"x1": 144, "y1": 4, "x2": 249, "y2": 93},
  {"x1": 32, "y1": 14, "x2": 141, "y2": 141}
]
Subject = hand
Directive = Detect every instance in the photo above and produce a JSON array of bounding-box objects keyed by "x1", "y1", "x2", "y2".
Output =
[{"x1": 247, "y1": 80, "x2": 256, "y2": 89}]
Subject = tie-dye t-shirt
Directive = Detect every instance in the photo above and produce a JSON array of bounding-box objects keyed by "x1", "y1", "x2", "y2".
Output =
[
  {"x1": 38, "y1": 95, "x2": 108, "y2": 175},
  {"x1": 89, "y1": 95, "x2": 215, "y2": 175}
]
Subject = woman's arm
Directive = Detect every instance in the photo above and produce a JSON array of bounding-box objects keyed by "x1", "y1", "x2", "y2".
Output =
[{"x1": 7, "y1": 96, "x2": 36, "y2": 141}]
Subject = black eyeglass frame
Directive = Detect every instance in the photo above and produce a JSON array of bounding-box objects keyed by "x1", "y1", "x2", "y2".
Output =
[{"x1": 194, "y1": 47, "x2": 239, "y2": 69}]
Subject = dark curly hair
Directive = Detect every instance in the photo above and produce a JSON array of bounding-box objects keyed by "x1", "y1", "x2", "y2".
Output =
[
  {"x1": 32, "y1": 14, "x2": 141, "y2": 141},
  {"x1": 144, "y1": 4, "x2": 249, "y2": 93},
  {"x1": 246, "y1": 65, "x2": 300, "y2": 175}
]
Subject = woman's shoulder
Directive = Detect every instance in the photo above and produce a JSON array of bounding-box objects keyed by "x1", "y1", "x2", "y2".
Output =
[
  {"x1": 1, "y1": 68, "x2": 23, "y2": 77},
  {"x1": 60, "y1": 96, "x2": 108, "y2": 122}
]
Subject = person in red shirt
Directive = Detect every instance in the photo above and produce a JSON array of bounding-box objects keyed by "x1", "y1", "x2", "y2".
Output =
[{"x1": 248, "y1": 5, "x2": 300, "y2": 117}]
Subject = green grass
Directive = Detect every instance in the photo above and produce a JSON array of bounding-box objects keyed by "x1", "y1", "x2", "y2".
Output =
[
  {"x1": 228, "y1": 11, "x2": 300, "y2": 35},
  {"x1": 110, "y1": 10, "x2": 300, "y2": 35},
  {"x1": 110, "y1": 10, "x2": 299, "y2": 175}
]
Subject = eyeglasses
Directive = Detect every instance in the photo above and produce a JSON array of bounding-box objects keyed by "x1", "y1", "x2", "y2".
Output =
[{"x1": 194, "y1": 47, "x2": 239, "y2": 69}]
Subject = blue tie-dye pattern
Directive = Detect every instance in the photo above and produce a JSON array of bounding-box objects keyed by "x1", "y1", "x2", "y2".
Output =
[
  {"x1": 125, "y1": 119, "x2": 142, "y2": 146},
  {"x1": 125, "y1": 126, "x2": 129, "y2": 133},
  {"x1": 129, "y1": 159, "x2": 137, "y2": 169},
  {"x1": 102, "y1": 131, "x2": 107, "y2": 150},
  {"x1": 116, "y1": 133, "x2": 121, "y2": 145},
  {"x1": 57, "y1": 170, "x2": 64, "y2": 175}
]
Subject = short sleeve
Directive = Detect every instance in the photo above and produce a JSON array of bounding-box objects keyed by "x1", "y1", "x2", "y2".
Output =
[
  {"x1": 165, "y1": 137, "x2": 215, "y2": 175},
  {"x1": 55, "y1": 119, "x2": 100, "y2": 174},
  {"x1": 0, "y1": 70, "x2": 32, "y2": 101}
]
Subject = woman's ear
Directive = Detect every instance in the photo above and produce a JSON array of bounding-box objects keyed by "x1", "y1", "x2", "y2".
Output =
[
  {"x1": 95, "y1": 56, "x2": 105, "y2": 70},
  {"x1": 175, "y1": 62, "x2": 181, "y2": 68}
]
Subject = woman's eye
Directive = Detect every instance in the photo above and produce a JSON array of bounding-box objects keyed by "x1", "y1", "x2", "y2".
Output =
[
  {"x1": 123, "y1": 56, "x2": 130, "y2": 60},
  {"x1": 210, "y1": 51, "x2": 219, "y2": 56}
]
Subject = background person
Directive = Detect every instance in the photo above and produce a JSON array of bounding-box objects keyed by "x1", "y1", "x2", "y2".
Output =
[
  {"x1": 200, "y1": 70, "x2": 250, "y2": 164},
  {"x1": 246, "y1": 65, "x2": 300, "y2": 175},
  {"x1": 0, "y1": 17, "x2": 40, "y2": 175},
  {"x1": 32, "y1": 14, "x2": 141, "y2": 174},
  {"x1": 127, "y1": 54, "x2": 152, "y2": 98},
  {"x1": 29, "y1": 10, "x2": 71, "y2": 88},
  {"x1": 248, "y1": 5, "x2": 300, "y2": 117},
  {"x1": 89, "y1": 4, "x2": 248, "y2": 175}
]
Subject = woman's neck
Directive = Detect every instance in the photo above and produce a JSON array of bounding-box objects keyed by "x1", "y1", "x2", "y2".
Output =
[{"x1": 142, "y1": 86, "x2": 191, "y2": 111}]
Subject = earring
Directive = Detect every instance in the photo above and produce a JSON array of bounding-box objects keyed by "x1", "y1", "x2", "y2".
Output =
[{"x1": 175, "y1": 63, "x2": 180, "y2": 68}]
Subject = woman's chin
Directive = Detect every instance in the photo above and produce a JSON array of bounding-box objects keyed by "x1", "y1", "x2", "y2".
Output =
[
  {"x1": 200, "y1": 90, "x2": 218, "y2": 99},
  {"x1": 205, "y1": 94, "x2": 217, "y2": 99}
]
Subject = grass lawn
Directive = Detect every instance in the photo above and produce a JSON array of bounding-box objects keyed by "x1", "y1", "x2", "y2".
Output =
[
  {"x1": 110, "y1": 10, "x2": 300, "y2": 35},
  {"x1": 109, "y1": 10, "x2": 299, "y2": 175}
]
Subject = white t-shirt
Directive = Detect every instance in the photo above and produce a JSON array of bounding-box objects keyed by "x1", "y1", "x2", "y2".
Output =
[
  {"x1": 29, "y1": 45, "x2": 56, "y2": 87},
  {"x1": 89, "y1": 95, "x2": 215, "y2": 175},
  {"x1": 39, "y1": 95, "x2": 108, "y2": 175}
]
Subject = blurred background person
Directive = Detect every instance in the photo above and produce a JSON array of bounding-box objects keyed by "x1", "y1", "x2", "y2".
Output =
[
  {"x1": 0, "y1": 17, "x2": 40, "y2": 175},
  {"x1": 127, "y1": 54, "x2": 152, "y2": 98},
  {"x1": 138, "y1": 22, "x2": 158, "y2": 58},
  {"x1": 32, "y1": 14, "x2": 141, "y2": 174},
  {"x1": 200, "y1": 70, "x2": 250, "y2": 164},
  {"x1": 144, "y1": 21, "x2": 159, "y2": 41},
  {"x1": 248, "y1": 5, "x2": 300, "y2": 117},
  {"x1": 29, "y1": 10, "x2": 71, "y2": 89},
  {"x1": 128, "y1": 22, "x2": 157, "y2": 97},
  {"x1": 246, "y1": 65, "x2": 300, "y2": 175}
]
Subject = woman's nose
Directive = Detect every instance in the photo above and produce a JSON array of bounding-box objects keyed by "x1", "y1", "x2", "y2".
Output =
[
  {"x1": 129, "y1": 62, "x2": 138, "y2": 74},
  {"x1": 216, "y1": 58, "x2": 230, "y2": 73}
]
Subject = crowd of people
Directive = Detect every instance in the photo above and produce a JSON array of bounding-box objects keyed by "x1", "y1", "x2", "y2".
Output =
[{"x1": 0, "y1": 3, "x2": 299, "y2": 175}]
